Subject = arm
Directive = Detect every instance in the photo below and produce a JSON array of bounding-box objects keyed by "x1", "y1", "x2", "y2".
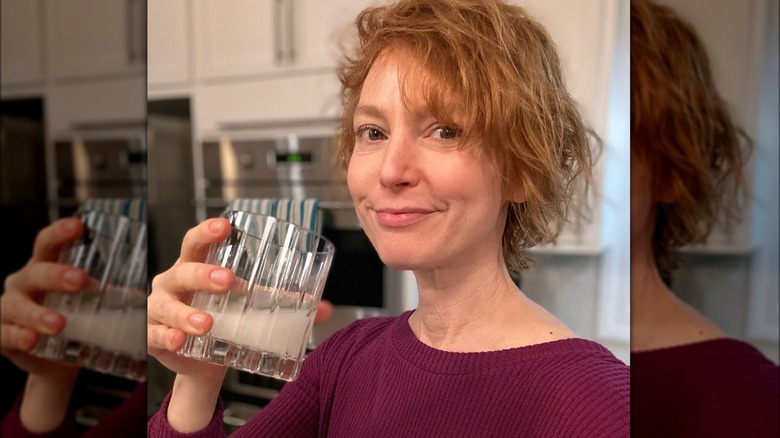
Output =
[
  {"x1": 18, "y1": 373, "x2": 79, "y2": 433},
  {"x1": 149, "y1": 343, "x2": 323, "y2": 438},
  {"x1": 0, "y1": 218, "x2": 87, "y2": 435},
  {"x1": 147, "y1": 218, "x2": 234, "y2": 434}
]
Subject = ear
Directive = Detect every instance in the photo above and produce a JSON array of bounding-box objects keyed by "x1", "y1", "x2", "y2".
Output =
[{"x1": 507, "y1": 185, "x2": 525, "y2": 203}]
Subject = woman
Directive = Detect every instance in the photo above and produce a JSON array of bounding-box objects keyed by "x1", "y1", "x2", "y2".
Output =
[
  {"x1": 630, "y1": 0, "x2": 779, "y2": 436},
  {"x1": 148, "y1": 1, "x2": 629, "y2": 436},
  {"x1": 0, "y1": 217, "x2": 147, "y2": 437}
]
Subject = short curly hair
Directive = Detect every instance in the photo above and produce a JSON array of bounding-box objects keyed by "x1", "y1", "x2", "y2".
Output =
[
  {"x1": 336, "y1": 0, "x2": 595, "y2": 270},
  {"x1": 631, "y1": 0, "x2": 751, "y2": 273}
]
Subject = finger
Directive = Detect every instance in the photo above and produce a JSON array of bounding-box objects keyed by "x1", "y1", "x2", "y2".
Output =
[
  {"x1": 148, "y1": 323, "x2": 187, "y2": 352},
  {"x1": 178, "y1": 218, "x2": 231, "y2": 264},
  {"x1": 0, "y1": 293, "x2": 67, "y2": 336},
  {"x1": 30, "y1": 218, "x2": 84, "y2": 262},
  {"x1": 152, "y1": 262, "x2": 235, "y2": 299},
  {"x1": 0, "y1": 324, "x2": 38, "y2": 352},
  {"x1": 314, "y1": 300, "x2": 334, "y2": 324},
  {"x1": 4, "y1": 262, "x2": 87, "y2": 297},
  {"x1": 148, "y1": 292, "x2": 214, "y2": 336}
]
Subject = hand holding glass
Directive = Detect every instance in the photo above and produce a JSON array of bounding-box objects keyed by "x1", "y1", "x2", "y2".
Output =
[
  {"x1": 178, "y1": 210, "x2": 335, "y2": 382},
  {"x1": 31, "y1": 209, "x2": 147, "y2": 381}
]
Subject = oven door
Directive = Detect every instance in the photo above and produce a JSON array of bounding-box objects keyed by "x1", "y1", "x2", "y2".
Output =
[{"x1": 52, "y1": 126, "x2": 146, "y2": 217}]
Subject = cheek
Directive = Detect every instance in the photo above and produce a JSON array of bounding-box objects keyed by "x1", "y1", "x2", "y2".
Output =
[{"x1": 346, "y1": 155, "x2": 371, "y2": 199}]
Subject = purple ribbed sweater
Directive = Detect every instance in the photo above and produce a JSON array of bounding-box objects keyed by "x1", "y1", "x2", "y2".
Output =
[
  {"x1": 1, "y1": 381, "x2": 147, "y2": 438},
  {"x1": 149, "y1": 311, "x2": 630, "y2": 437},
  {"x1": 632, "y1": 338, "x2": 779, "y2": 437}
]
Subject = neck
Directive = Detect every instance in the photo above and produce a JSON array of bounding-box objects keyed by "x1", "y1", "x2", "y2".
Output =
[
  {"x1": 408, "y1": 252, "x2": 567, "y2": 352},
  {"x1": 630, "y1": 220, "x2": 725, "y2": 351},
  {"x1": 630, "y1": 234, "x2": 671, "y2": 316}
]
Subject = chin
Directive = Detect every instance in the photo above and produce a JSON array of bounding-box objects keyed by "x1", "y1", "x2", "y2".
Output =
[{"x1": 376, "y1": 249, "x2": 434, "y2": 271}]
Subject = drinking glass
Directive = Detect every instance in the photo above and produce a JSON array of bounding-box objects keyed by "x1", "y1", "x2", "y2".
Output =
[
  {"x1": 178, "y1": 210, "x2": 335, "y2": 382},
  {"x1": 31, "y1": 209, "x2": 147, "y2": 381}
]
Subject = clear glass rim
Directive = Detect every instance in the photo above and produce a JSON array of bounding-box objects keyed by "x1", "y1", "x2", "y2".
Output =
[{"x1": 222, "y1": 209, "x2": 335, "y2": 256}]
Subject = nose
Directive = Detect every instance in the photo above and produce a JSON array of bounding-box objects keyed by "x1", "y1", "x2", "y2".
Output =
[{"x1": 379, "y1": 133, "x2": 420, "y2": 191}]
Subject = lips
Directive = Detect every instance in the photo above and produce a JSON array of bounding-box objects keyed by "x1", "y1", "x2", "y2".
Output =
[{"x1": 374, "y1": 208, "x2": 435, "y2": 227}]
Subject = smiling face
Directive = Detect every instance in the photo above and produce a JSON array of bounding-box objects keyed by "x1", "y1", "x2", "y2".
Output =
[{"x1": 347, "y1": 49, "x2": 508, "y2": 272}]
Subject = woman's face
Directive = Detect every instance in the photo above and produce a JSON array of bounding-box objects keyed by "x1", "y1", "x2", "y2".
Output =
[{"x1": 347, "y1": 49, "x2": 508, "y2": 272}]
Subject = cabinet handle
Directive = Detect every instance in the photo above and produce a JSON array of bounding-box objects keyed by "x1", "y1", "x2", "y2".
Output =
[
  {"x1": 138, "y1": 0, "x2": 147, "y2": 61},
  {"x1": 286, "y1": 0, "x2": 296, "y2": 63},
  {"x1": 274, "y1": 0, "x2": 283, "y2": 65},
  {"x1": 126, "y1": 0, "x2": 135, "y2": 64}
]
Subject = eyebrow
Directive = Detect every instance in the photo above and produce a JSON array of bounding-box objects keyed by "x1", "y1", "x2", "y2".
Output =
[
  {"x1": 354, "y1": 103, "x2": 437, "y2": 124},
  {"x1": 354, "y1": 104, "x2": 386, "y2": 120}
]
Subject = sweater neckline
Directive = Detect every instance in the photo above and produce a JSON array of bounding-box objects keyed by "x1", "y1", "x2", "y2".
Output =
[
  {"x1": 390, "y1": 310, "x2": 612, "y2": 375},
  {"x1": 630, "y1": 337, "x2": 765, "y2": 358}
]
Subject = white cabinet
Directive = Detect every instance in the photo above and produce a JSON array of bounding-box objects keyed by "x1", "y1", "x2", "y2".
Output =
[
  {"x1": 44, "y1": 0, "x2": 145, "y2": 81},
  {"x1": 192, "y1": 0, "x2": 278, "y2": 80},
  {"x1": 148, "y1": 0, "x2": 191, "y2": 87},
  {"x1": 192, "y1": 0, "x2": 378, "y2": 81},
  {"x1": 193, "y1": 74, "x2": 342, "y2": 134},
  {"x1": 1, "y1": 0, "x2": 44, "y2": 90},
  {"x1": 46, "y1": 77, "x2": 146, "y2": 134},
  {"x1": 290, "y1": 0, "x2": 377, "y2": 70}
]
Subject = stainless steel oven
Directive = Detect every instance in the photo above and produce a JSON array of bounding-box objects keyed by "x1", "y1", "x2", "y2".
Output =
[
  {"x1": 50, "y1": 121, "x2": 146, "y2": 219},
  {"x1": 197, "y1": 127, "x2": 385, "y2": 309}
]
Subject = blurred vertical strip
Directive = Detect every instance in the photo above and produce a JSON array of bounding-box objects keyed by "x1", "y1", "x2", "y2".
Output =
[
  {"x1": 0, "y1": 0, "x2": 148, "y2": 434},
  {"x1": 630, "y1": 0, "x2": 779, "y2": 435}
]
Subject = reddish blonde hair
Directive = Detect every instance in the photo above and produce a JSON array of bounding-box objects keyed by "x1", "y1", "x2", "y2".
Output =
[
  {"x1": 337, "y1": 0, "x2": 595, "y2": 270},
  {"x1": 631, "y1": 0, "x2": 751, "y2": 272}
]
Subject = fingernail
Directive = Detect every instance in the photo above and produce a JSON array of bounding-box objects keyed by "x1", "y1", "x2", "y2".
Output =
[
  {"x1": 210, "y1": 269, "x2": 231, "y2": 285},
  {"x1": 209, "y1": 220, "x2": 224, "y2": 233},
  {"x1": 62, "y1": 269, "x2": 83, "y2": 285},
  {"x1": 40, "y1": 312, "x2": 61, "y2": 331},
  {"x1": 188, "y1": 313, "x2": 207, "y2": 330}
]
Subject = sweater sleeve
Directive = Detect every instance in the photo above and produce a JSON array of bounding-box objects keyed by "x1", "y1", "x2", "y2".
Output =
[
  {"x1": 83, "y1": 382, "x2": 148, "y2": 438},
  {"x1": 227, "y1": 357, "x2": 321, "y2": 438},
  {"x1": 147, "y1": 351, "x2": 323, "y2": 438},
  {"x1": 147, "y1": 390, "x2": 227, "y2": 438},
  {"x1": 0, "y1": 392, "x2": 78, "y2": 438}
]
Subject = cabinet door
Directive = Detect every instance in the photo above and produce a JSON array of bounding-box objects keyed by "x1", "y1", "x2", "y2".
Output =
[
  {"x1": 148, "y1": 0, "x2": 190, "y2": 86},
  {"x1": 45, "y1": 0, "x2": 144, "y2": 81},
  {"x1": 193, "y1": 73, "x2": 341, "y2": 133},
  {"x1": 1, "y1": 0, "x2": 44, "y2": 88},
  {"x1": 192, "y1": 0, "x2": 279, "y2": 80},
  {"x1": 288, "y1": 0, "x2": 378, "y2": 70},
  {"x1": 47, "y1": 77, "x2": 146, "y2": 133}
]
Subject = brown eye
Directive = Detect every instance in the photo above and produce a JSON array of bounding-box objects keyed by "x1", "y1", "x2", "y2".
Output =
[
  {"x1": 367, "y1": 128, "x2": 385, "y2": 141},
  {"x1": 434, "y1": 126, "x2": 459, "y2": 140},
  {"x1": 356, "y1": 126, "x2": 386, "y2": 142}
]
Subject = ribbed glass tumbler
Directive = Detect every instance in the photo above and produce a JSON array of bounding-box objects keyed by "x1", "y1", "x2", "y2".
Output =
[
  {"x1": 31, "y1": 209, "x2": 147, "y2": 381},
  {"x1": 178, "y1": 210, "x2": 335, "y2": 382}
]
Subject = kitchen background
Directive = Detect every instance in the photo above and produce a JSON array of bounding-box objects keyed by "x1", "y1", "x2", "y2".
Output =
[{"x1": 0, "y1": 0, "x2": 776, "y2": 433}]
